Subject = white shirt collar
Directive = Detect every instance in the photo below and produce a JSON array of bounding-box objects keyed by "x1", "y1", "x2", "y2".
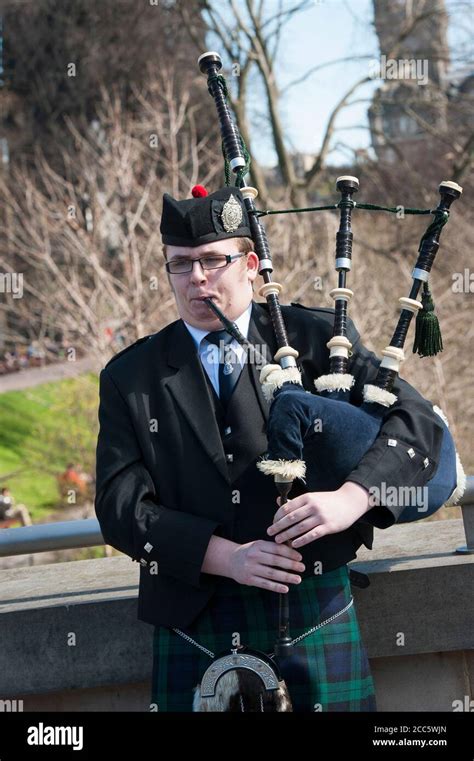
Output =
[{"x1": 183, "y1": 302, "x2": 253, "y2": 351}]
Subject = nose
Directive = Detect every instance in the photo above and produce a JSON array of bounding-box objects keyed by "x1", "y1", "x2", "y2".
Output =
[{"x1": 189, "y1": 259, "x2": 207, "y2": 284}]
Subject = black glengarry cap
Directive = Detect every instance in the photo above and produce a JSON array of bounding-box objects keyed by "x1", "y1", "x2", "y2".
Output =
[{"x1": 160, "y1": 186, "x2": 251, "y2": 247}]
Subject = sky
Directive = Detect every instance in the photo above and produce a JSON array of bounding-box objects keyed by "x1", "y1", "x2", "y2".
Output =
[
  {"x1": 209, "y1": 0, "x2": 474, "y2": 167},
  {"x1": 274, "y1": 0, "x2": 379, "y2": 166}
]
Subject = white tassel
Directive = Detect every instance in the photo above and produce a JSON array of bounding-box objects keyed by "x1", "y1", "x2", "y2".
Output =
[
  {"x1": 314, "y1": 373, "x2": 354, "y2": 393},
  {"x1": 432, "y1": 405, "x2": 467, "y2": 506},
  {"x1": 445, "y1": 452, "x2": 467, "y2": 506},
  {"x1": 363, "y1": 383, "x2": 398, "y2": 408},
  {"x1": 432, "y1": 404, "x2": 450, "y2": 427},
  {"x1": 257, "y1": 458, "x2": 306, "y2": 481},
  {"x1": 259, "y1": 364, "x2": 302, "y2": 403}
]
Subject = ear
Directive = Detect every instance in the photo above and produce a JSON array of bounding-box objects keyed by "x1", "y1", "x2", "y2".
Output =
[{"x1": 247, "y1": 252, "x2": 259, "y2": 281}]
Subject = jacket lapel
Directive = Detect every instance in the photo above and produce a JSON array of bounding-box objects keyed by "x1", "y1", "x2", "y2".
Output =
[
  {"x1": 163, "y1": 302, "x2": 277, "y2": 481},
  {"x1": 164, "y1": 320, "x2": 229, "y2": 483},
  {"x1": 247, "y1": 301, "x2": 277, "y2": 424}
]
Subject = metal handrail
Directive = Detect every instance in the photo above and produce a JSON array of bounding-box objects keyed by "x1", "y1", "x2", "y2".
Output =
[
  {"x1": 456, "y1": 475, "x2": 474, "y2": 554},
  {"x1": 1, "y1": 476, "x2": 473, "y2": 558},
  {"x1": 0, "y1": 517, "x2": 104, "y2": 557}
]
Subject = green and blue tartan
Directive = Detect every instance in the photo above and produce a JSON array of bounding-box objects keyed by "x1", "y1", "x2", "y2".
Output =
[{"x1": 150, "y1": 564, "x2": 376, "y2": 712}]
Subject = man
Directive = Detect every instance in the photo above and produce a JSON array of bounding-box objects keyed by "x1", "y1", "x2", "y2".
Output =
[
  {"x1": 0, "y1": 487, "x2": 32, "y2": 526},
  {"x1": 94, "y1": 186, "x2": 444, "y2": 712}
]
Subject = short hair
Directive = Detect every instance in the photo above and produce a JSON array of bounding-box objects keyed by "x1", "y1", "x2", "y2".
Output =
[{"x1": 236, "y1": 237, "x2": 255, "y2": 255}]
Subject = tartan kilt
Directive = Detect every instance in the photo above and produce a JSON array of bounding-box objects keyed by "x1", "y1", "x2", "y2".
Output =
[{"x1": 150, "y1": 564, "x2": 376, "y2": 712}]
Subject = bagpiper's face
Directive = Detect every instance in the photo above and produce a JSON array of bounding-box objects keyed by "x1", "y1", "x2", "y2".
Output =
[{"x1": 165, "y1": 239, "x2": 259, "y2": 330}]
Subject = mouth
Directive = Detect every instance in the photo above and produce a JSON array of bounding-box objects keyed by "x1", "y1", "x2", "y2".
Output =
[{"x1": 191, "y1": 295, "x2": 216, "y2": 302}]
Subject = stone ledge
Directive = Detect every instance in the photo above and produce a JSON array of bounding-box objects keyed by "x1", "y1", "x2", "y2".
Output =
[
  {"x1": 0, "y1": 519, "x2": 472, "y2": 696},
  {"x1": 351, "y1": 518, "x2": 474, "y2": 658}
]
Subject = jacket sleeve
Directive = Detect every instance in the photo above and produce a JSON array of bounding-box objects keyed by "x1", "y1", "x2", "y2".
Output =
[
  {"x1": 343, "y1": 321, "x2": 444, "y2": 528},
  {"x1": 94, "y1": 368, "x2": 220, "y2": 587}
]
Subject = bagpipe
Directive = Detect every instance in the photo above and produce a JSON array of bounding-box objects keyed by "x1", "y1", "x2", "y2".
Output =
[{"x1": 191, "y1": 51, "x2": 465, "y2": 712}]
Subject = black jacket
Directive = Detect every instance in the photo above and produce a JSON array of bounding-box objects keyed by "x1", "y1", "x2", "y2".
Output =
[{"x1": 94, "y1": 301, "x2": 443, "y2": 628}]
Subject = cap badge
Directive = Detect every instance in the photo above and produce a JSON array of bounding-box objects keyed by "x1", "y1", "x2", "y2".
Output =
[{"x1": 221, "y1": 194, "x2": 243, "y2": 233}]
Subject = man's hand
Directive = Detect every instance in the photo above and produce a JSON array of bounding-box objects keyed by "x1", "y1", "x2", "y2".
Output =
[
  {"x1": 228, "y1": 540, "x2": 306, "y2": 594},
  {"x1": 266, "y1": 481, "x2": 370, "y2": 549}
]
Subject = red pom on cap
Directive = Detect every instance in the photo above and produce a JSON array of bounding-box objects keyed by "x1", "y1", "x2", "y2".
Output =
[{"x1": 191, "y1": 185, "x2": 208, "y2": 198}]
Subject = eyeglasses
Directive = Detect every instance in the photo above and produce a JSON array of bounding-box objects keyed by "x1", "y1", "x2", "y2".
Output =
[{"x1": 165, "y1": 252, "x2": 247, "y2": 275}]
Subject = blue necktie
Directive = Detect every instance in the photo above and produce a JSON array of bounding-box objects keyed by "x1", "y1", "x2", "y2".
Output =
[{"x1": 204, "y1": 330, "x2": 242, "y2": 406}]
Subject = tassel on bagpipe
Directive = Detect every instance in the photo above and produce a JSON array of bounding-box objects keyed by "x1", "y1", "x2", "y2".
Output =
[{"x1": 256, "y1": 180, "x2": 466, "y2": 520}]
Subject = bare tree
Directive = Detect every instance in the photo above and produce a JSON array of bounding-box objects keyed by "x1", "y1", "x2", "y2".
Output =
[
  {"x1": 0, "y1": 67, "x2": 221, "y2": 360},
  {"x1": 179, "y1": 0, "x2": 473, "y2": 202}
]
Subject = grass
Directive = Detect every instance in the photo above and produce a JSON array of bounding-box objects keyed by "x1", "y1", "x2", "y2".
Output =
[{"x1": 0, "y1": 374, "x2": 99, "y2": 521}]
